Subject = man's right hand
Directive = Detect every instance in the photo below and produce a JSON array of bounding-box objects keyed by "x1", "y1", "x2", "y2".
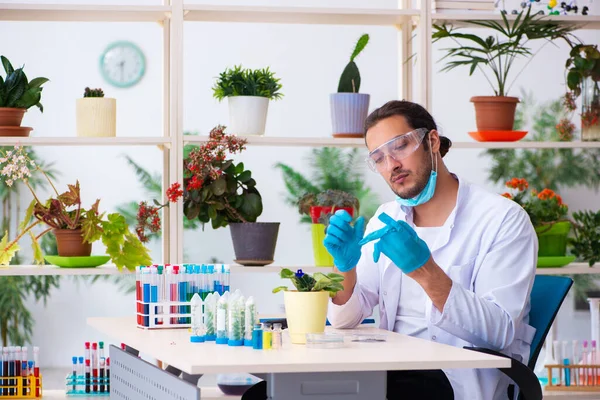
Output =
[{"x1": 323, "y1": 210, "x2": 366, "y2": 272}]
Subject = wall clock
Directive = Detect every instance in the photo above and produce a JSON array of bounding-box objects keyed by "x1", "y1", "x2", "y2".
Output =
[{"x1": 99, "y1": 41, "x2": 146, "y2": 88}]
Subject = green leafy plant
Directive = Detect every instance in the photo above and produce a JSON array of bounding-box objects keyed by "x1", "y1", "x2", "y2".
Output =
[
  {"x1": 135, "y1": 126, "x2": 261, "y2": 238},
  {"x1": 569, "y1": 210, "x2": 600, "y2": 267},
  {"x1": 0, "y1": 146, "x2": 152, "y2": 270},
  {"x1": 275, "y1": 147, "x2": 379, "y2": 223},
  {"x1": 338, "y1": 33, "x2": 370, "y2": 93},
  {"x1": 272, "y1": 268, "x2": 344, "y2": 298},
  {"x1": 502, "y1": 178, "x2": 568, "y2": 227},
  {"x1": 432, "y1": 9, "x2": 576, "y2": 96},
  {"x1": 0, "y1": 55, "x2": 48, "y2": 112},
  {"x1": 212, "y1": 65, "x2": 283, "y2": 101},
  {"x1": 83, "y1": 87, "x2": 105, "y2": 98},
  {"x1": 298, "y1": 190, "x2": 359, "y2": 226},
  {"x1": 563, "y1": 43, "x2": 600, "y2": 131}
]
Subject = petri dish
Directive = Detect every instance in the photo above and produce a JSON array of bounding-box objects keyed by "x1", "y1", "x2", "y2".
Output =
[
  {"x1": 306, "y1": 333, "x2": 345, "y2": 348},
  {"x1": 350, "y1": 333, "x2": 388, "y2": 342}
]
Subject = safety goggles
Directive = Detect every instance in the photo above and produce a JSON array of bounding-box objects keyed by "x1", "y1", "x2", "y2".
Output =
[{"x1": 365, "y1": 128, "x2": 429, "y2": 172}]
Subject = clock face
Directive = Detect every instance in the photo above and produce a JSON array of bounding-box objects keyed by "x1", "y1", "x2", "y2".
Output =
[{"x1": 99, "y1": 41, "x2": 146, "y2": 88}]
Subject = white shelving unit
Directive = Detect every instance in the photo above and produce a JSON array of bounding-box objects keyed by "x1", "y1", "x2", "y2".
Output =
[{"x1": 0, "y1": 3, "x2": 599, "y2": 274}]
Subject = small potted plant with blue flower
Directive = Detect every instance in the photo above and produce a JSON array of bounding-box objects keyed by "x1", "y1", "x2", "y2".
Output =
[{"x1": 273, "y1": 268, "x2": 344, "y2": 344}]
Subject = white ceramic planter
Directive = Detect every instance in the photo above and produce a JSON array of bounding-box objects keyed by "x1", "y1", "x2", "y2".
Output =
[
  {"x1": 76, "y1": 98, "x2": 116, "y2": 137},
  {"x1": 227, "y1": 95, "x2": 269, "y2": 136},
  {"x1": 330, "y1": 93, "x2": 370, "y2": 137}
]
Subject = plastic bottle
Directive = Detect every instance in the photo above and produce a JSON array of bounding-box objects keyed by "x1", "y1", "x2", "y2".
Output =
[
  {"x1": 263, "y1": 323, "x2": 272, "y2": 350},
  {"x1": 272, "y1": 323, "x2": 282, "y2": 350},
  {"x1": 204, "y1": 292, "x2": 219, "y2": 341},
  {"x1": 190, "y1": 293, "x2": 205, "y2": 342},
  {"x1": 244, "y1": 297, "x2": 257, "y2": 346},
  {"x1": 252, "y1": 323, "x2": 263, "y2": 350},
  {"x1": 228, "y1": 296, "x2": 244, "y2": 346},
  {"x1": 216, "y1": 292, "x2": 230, "y2": 344}
]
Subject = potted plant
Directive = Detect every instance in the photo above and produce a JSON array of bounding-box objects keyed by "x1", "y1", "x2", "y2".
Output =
[
  {"x1": 330, "y1": 33, "x2": 370, "y2": 138},
  {"x1": 298, "y1": 190, "x2": 359, "y2": 267},
  {"x1": 563, "y1": 44, "x2": 600, "y2": 141},
  {"x1": 0, "y1": 145, "x2": 152, "y2": 270},
  {"x1": 76, "y1": 87, "x2": 117, "y2": 137},
  {"x1": 0, "y1": 55, "x2": 48, "y2": 137},
  {"x1": 272, "y1": 268, "x2": 344, "y2": 344},
  {"x1": 502, "y1": 178, "x2": 570, "y2": 257},
  {"x1": 569, "y1": 210, "x2": 600, "y2": 267},
  {"x1": 432, "y1": 8, "x2": 575, "y2": 132},
  {"x1": 136, "y1": 125, "x2": 280, "y2": 266},
  {"x1": 212, "y1": 65, "x2": 283, "y2": 136}
]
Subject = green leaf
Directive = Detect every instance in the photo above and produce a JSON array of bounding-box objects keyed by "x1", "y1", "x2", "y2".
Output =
[
  {"x1": 19, "y1": 200, "x2": 37, "y2": 232},
  {"x1": 238, "y1": 170, "x2": 251, "y2": 183},
  {"x1": 211, "y1": 178, "x2": 227, "y2": 196},
  {"x1": 208, "y1": 205, "x2": 217, "y2": 220},
  {"x1": 235, "y1": 162, "x2": 245, "y2": 174},
  {"x1": 280, "y1": 268, "x2": 295, "y2": 279},
  {"x1": 184, "y1": 201, "x2": 200, "y2": 220},
  {"x1": 1, "y1": 56, "x2": 13, "y2": 75},
  {"x1": 326, "y1": 272, "x2": 344, "y2": 282},
  {"x1": 240, "y1": 192, "x2": 262, "y2": 220},
  {"x1": 272, "y1": 286, "x2": 288, "y2": 293},
  {"x1": 567, "y1": 70, "x2": 581, "y2": 91},
  {"x1": 29, "y1": 231, "x2": 44, "y2": 265},
  {"x1": 28, "y1": 77, "x2": 49, "y2": 89},
  {"x1": 13, "y1": 87, "x2": 40, "y2": 109},
  {"x1": 350, "y1": 34, "x2": 369, "y2": 62},
  {"x1": 0, "y1": 231, "x2": 19, "y2": 265},
  {"x1": 101, "y1": 214, "x2": 152, "y2": 271}
]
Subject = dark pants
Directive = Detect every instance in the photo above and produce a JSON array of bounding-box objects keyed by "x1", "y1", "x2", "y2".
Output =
[{"x1": 241, "y1": 369, "x2": 454, "y2": 400}]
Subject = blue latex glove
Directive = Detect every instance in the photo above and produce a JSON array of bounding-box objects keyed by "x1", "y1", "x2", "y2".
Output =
[
  {"x1": 323, "y1": 210, "x2": 366, "y2": 272},
  {"x1": 358, "y1": 212, "x2": 430, "y2": 274}
]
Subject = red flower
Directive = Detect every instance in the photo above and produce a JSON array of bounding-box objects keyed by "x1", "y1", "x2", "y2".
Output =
[
  {"x1": 506, "y1": 178, "x2": 528, "y2": 191},
  {"x1": 166, "y1": 182, "x2": 184, "y2": 203},
  {"x1": 501, "y1": 192, "x2": 513, "y2": 199},
  {"x1": 537, "y1": 188, "x2": 556, "y2": 201},
  {"x1": 187, "y1": 175, "x2": 203, "y2": 191}
]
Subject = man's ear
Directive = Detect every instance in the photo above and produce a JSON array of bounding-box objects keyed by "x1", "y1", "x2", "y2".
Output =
[{"x1": 429, "y1": 130, "x2": 441, "y2": 154}]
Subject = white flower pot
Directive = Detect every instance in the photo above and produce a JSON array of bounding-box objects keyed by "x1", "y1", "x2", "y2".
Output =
[
  {"x1": 76, "y1": 98, "x2": 116, "y2": 137},
  {"x1": 330, "y1": 93, "x2": 370, "y2": 138},
  {"x1": 227, "y1": 96, "x2": 269, "y2": 136}
]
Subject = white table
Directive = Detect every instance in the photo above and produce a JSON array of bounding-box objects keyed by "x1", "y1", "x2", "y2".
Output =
[{"x1": 88, "y1": 316, "x2": 510, "y2": 400}]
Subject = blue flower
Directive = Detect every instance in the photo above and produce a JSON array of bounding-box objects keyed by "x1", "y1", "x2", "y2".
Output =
[{"x1": 295, "y1": 269, "x2": 304, "y2": 278}]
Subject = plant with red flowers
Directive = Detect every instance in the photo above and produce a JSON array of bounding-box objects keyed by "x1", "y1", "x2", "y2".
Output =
[
  {"x1": 0, "y1": 146, "x2": 152, "y2": 270},
  {"x1": 502, "y1": 177, "x2": 568, "y2": 227},
  {"x1": 135, "y1": 125, "x2": 263, "y2": 240}
]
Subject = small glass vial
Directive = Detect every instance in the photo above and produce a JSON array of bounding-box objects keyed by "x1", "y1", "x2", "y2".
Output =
[
  {"x1": 262, "y1": 323, "x2": 272, "y2": 350},
  {"x1": 272, "y1": 323, "x2": 282, "y2": 350},
  {"x1": 252, "y1": 323, "x2": 263, "y2": 350}
]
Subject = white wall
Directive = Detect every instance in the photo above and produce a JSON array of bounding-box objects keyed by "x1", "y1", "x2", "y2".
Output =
[{"x1": 1, "y1": 0, "x2": 598, "y2": 368}]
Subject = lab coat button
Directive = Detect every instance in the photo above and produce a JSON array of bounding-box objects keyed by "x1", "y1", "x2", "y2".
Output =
[
  {"x1": 432, "y1": 335, "x2": 437, "y2": 341},
  {"x1": 383, "y1": 291, "x2": 387, "y2": 296}
]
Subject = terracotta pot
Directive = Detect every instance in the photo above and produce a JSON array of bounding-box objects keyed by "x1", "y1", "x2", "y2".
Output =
[
  {"x1": 0, "y1": 107, "x2": 26, "y2": 127},
  {"x1": 53, "y1": 228, "x2": 92, "y2": 257},
  {"x1": 470, "y1": 96, "x2": 519, "y2": 131}
]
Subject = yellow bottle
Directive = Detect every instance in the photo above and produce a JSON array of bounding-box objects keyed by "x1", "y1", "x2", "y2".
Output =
[{"x1": 263, "y1": 323, "x2": 272, "y2": 349}]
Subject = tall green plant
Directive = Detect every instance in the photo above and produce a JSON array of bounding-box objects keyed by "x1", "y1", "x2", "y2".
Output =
[
  {"x1": 485, "y1": 90, "x2": 600, "y2": 302},
  {"x1": 338, "y1": 34, "x2": 370, "y2": 93},
  {"x1": 0, "y1": 55, "x2": 48, "y2": 111},
  {"x1": 432, "y1": 9, "x2": 576, "y2": 97},
  {"x1": 274, "y1": 147, "x2": 379, "y2": 223}
]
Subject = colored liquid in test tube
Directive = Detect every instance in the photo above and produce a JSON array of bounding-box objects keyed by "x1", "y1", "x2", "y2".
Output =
[
  {"x1": 157, "y1": 265, "x2": 164, "y2": 325},
  {"x1": 150, "y1": 266, "x2": 158, "y2": 326},
  {"x1": 2, "y1": 347, "x2": 7, "y2": 396},
  {"x1": 179, "y1": 265, "x2": 187, "y2": 323},
  {"x1": 142, "y1": 268, "x2": 151, "y2": 327},
  {"x1": 170, "y1": 265, "x2": 179, "y2": 325},
  {"x1": 200, "y1": 265, "x2": 209, "y2": 300},
  {"x1": 135, "y1": 266, "x2": 142, "y2": 326},
  {"x1": 223, "y1": 265, "x2": 230, "y2": 293}
]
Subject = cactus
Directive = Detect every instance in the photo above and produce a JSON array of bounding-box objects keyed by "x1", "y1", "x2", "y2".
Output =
[
  {"x1": 337, "y1": 34, "x2": 370, "y2": 93},
  {"x1": 83, "y1": 87, "x2": 104, "y2": 98}
]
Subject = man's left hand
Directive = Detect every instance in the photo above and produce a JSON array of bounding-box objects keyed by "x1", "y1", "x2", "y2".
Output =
[{"x1": 359, "y1": 212, "x2": 431, "y2": 274}]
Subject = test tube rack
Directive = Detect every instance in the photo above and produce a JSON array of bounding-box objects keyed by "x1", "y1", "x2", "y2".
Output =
[
  {"x1": 544, "y1": 363, "x2": 600, "y2": 391},
  {"x1": 136, "y1": 299, "x2": 192, "y2": 329},
  {"x1": 0, "y1": 374, "x2": 42, "y2": 398},
  {"x1": 65, "y1": 375, "x2": 109, "y2": 397}
]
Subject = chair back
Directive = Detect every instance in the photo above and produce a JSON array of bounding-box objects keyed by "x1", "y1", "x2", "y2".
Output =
[{"x1": 527, "y1": 275, "x2": 573, "y2": 369}]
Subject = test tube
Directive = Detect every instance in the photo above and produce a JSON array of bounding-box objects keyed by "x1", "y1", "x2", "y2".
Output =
[
  {"x1": 78, "y1": 357, "x2": 84, "y2": 393},
  {"x1": 592, "y1": 340, "x2": 598, "y2": 386},
  {"x1": 136, "y1": 266, "x2": 143, "y2": 326},
  {"x1": 572, "y1": 340, "x2": 579, "y2": 386},
  {"x1": 157, "y1": 265, "x2": 164, "y2": 325},
  {"x1": 92, "y1": 343, "x2": 98, "y2": 392},
  {"x1": 263, "y1": 323, "x2": 272, "y2": 350},
  {"x1": 562, "y1": 341, "x2": 571, "y2": 386},
  {"x1": 106, "y1": 357, "x2": 110, "y2": 392},
  {"x1": 33, "y1": 346, "x2": 39, "y2": 397},
  {"x1": 223, "y1": 264, "x2": 230, "y2": 293},
  {"x1": 2, "y1": 347, "x2": 7, "y2": 396},
  {"x1": 21, "y1": 347, "x2": 27, "y2": 396},
  {"x1": 27, "y1": 361, "x2": 34, "y2": 396},
  {"x1": 84, "y1": 342, "x2": 90, "y2": 392},
  {"x1": 553, "y1": 341, "x2": 562, "y2": 385},
  {"x1": 179, "y1": 265, "x2": 187, "y2": 323},
  {"x1": 272, "y1": 323, "x2": 283, "y2": 350},
  {"x1": 14, "y1": 346, "x2": 21, "y2": 393},
  {"x1": 72, "y1": 356, "x2": 77, "y2": 391},
  {"x1": 99, "y1": 357, "x2": 106, "y2": 393}
]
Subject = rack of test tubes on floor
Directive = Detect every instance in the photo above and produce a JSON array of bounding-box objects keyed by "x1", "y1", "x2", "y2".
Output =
[
  {"x1": 0, "y1": 346, "x2": 42, "y2": 398},
  {"x1": 544, "y1": 339, "x2": 600, "y2": 392},
  {"x1": 65, "y1": 341, "x2": 110, "y2": 396},
  {"x1": 136, "y1": 264, "x2": 230, "y2": 329}
]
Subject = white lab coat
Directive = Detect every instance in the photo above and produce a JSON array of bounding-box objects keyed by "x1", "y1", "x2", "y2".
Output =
[{"x1": 328, "y1": 175, "x2": 538, "y2": 400}]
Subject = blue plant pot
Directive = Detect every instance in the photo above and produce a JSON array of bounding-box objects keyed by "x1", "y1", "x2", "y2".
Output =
[{"x1": 330, "y1": 93, "x2": 370, "y2": 137}]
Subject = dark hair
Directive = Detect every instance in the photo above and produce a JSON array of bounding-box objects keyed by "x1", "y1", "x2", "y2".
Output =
[{"x1": 364, "y1": 100, "x2": 452, "y2": 158}]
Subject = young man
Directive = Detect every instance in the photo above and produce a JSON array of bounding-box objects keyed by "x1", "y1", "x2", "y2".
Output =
[{"x1": 324, "y1": 100, "x2": 538, "y2": 400}]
